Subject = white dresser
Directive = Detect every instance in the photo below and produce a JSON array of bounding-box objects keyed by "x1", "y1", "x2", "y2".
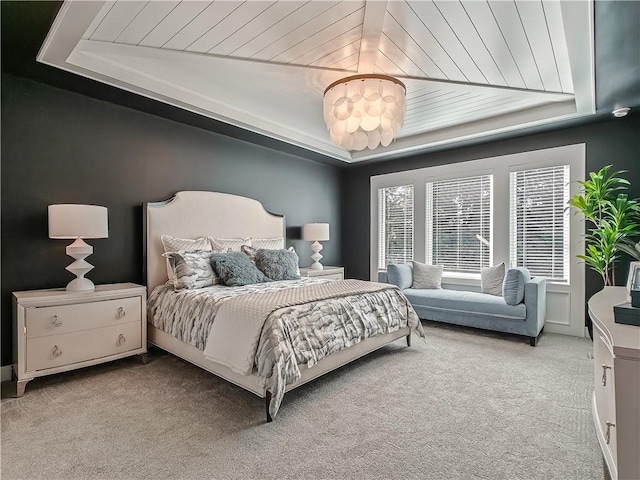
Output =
[
  {"x1": 588, "y1": 287, "x2": 640, "y2": 480},
  {"x1": 299, "y1": 266, "x2": 344, "y2": 280},
  {"x1": 12, "y1": 283, "x2": 147, "y2": 396}
]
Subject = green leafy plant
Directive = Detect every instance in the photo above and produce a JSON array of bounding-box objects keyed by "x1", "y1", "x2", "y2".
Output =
[{"x1": 569, "y1": 166, "x2": 640, "y2": 286}]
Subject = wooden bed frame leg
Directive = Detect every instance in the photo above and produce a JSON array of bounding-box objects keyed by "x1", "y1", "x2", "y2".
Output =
[
  {"x1": 406, "y1": 333, "x2": 411, "y2": 347},
  {"x1": 265, "y1": 391, "x2": 273, "y2": 423}
]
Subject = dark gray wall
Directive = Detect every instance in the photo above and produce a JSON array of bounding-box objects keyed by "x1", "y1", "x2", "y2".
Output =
[
  {"x1": 1, "y1": 74, "x2": 341, "y2": 366},
  {"x1": 340, "y1": 116, "x2": 640, "y2": 317}
]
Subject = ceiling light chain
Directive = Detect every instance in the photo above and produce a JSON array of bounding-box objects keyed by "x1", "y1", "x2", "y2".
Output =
[{"x1": 323, "y1": 74, "x2": 406, "y2": 151}]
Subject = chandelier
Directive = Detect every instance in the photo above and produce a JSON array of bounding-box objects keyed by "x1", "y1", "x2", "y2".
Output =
[{"x1": 323, "y1": 74, "x2": 406, "y2": 151}]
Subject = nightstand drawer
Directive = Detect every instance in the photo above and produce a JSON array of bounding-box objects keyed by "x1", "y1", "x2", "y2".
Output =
[
  {"x1": 26, "y1": 321, "x2": 142, "y2": 372},
  {"x1": 299, "y1": 267, "x2": 344, "y2": 280},
  {"x1": 320, "y1": 273, "x2": 343, "y2": 280},
  {"x1": 25, "y1": 296, "x2": 142, "y2": 338}
]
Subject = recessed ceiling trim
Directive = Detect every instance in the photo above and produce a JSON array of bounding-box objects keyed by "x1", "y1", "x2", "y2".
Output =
[
  {"x1": 67, "y1": 40, "x2": 352, "y2": 160},
  {"x1": 37, "y1": 0, "x2": 595, "y2": 163},
  {"x1": 352, "y1": 100, "x2": 578, "y2": 161}
]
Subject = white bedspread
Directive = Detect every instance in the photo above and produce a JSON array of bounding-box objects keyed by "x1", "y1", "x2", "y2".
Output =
[{"x1": 202, "y1": 279, "x2": 404, "y2": 375}]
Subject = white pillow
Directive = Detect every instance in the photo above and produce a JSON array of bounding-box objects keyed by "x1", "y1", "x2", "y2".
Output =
[
  {"x1": 481, "y1": 263, "x2": 505, "y2": 296},
  {"x1": 161, "y1": 235, "x2": 211, "y2": 282},
  {"x1": 209, "y1": 237, "x2": 251, "y2": 252},
  {"x1": 251, "y1": 237, "x2": 284, "y2": 250},
  {"x1": 411, "y1": 261, "x2": 443, "y2": 289}
]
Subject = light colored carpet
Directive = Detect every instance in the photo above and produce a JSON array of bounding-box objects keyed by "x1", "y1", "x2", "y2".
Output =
[{"x1": 1, "y1": 323, "x2": 603, "y2": 480}]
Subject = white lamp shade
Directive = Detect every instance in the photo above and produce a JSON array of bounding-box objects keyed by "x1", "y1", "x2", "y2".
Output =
[
  {"x1": 48, "y1": 204, "x2": 109, "y2": 239},
  {"x1": 303, "y1": 223, "x2": 330, "y2": 241}
]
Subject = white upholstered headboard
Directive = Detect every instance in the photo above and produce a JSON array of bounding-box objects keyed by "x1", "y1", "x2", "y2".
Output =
[{"x1": 144, "y1": 191, "x2": 285, "y2": 292}]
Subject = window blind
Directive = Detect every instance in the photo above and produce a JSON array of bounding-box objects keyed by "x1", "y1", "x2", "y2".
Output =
[
  {"x1": 510, "y1": 165, "x2": 570, "y2": 281},
  {"x1": 427, "y1": 175, "x2": 492, "y2": 273},
  {"x1": 378, "y1": 185, "x2": 414, "y2": 269}
]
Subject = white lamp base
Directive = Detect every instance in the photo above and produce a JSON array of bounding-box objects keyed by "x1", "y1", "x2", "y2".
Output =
[
  {"x1": 65, "y1": 238, "x2": 96, "y2": 292},
  {"x1": 309, "y1": 240, "x2": 324, "y2": 270}
]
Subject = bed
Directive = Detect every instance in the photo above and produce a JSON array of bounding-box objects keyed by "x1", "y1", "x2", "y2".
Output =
[{"x1": 144, "y1": 191, "x2": 422, "y2": 421}]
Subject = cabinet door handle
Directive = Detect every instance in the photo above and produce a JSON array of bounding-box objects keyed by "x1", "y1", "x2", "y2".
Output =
[
  {"x1": 587, "y1": 352, "x2": 594, "y2": 360},
  {"x1": 116, "y1": 307, "x2": 126, "y2": 319},
  {"x1": 605, "y1": 421, "x2": 615, "y2": 444},
  {"x1": 52, "y1": 315, "x2": 63, "y2": 327},
  {"x1": 52, "y1": 345, "x2": 63, "y2": 358},
  {"x1": 601, "y1": 364, "x2": 612, "y2": 386},
  {"x1": 117, "y1": 334, "x2": 126, "y2": 346}
]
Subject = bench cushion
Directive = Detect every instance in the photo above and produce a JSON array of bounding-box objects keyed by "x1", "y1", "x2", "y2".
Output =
[{"x1": 403, "y1": 288, "x2": 526, "y2": 320}]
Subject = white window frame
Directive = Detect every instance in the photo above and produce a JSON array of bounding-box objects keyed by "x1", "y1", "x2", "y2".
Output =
[{"x1": 370, "y1": 143, "x2": 585, "y2": 337}]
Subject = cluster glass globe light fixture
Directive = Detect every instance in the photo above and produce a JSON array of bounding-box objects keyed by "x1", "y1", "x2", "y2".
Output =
[{"x1": 323, "y1": 74, "x2": 406, "y2": 151}]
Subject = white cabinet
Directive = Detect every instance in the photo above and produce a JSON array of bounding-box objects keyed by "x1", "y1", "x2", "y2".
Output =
[
  {"x1": 588, "y1": 287, "x2": 640, "y2": 480},
  {"x1": 299, "y1": 266, "x2": 344, "y2": 280},
  {"x1": 13, "y1": 283, "x2": 147, "y2": 396}
]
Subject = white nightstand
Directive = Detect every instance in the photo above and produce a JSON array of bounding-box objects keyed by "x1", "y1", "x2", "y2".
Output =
[
  {"x1": 12, "y1": 283, "x2": 147, "y2": 397},
  {"x1": 299, "y1": 266, "x2": 345, "y2": 280}
]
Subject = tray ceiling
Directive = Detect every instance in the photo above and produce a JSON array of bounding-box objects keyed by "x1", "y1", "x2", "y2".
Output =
[{"x1": 38, "y1": 1, "x2": 594, "y2": 163}]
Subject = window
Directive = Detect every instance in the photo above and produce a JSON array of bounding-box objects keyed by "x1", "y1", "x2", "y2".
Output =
[
  {"x1": 426, "y1": 175, "x2": 492, "y2": 274},
  {"x1": 510, "y1": 165, "x2": 570, "y2": 281},
  {"x1": 371, "y1": 144, "x2": 585, "y2": 336},
  {"x1": 378, "y1": 185, "x2": 413, "y2": 269}
]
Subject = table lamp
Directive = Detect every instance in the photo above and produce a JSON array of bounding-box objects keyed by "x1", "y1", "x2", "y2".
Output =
[
  {"x1": 48, "y1": 204, "x2": 109, "y2": 291},
  {"x1": 303, "y1": 223, "x2": 330, "y2": 270}
]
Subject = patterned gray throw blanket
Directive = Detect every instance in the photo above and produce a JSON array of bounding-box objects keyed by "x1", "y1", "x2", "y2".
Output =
[{"x1": 148, "y1": 278, "x2": 423, "y2": 418}]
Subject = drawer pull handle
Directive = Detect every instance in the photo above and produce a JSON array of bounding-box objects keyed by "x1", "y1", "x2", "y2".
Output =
[
  {"x1": 117, "y1": 334, "x2": 126, "y2": 346},
  {"x1": 52, "y1": 315, "x2": 63, "y2": 327},
  {"x1": 601, "y1": 364, "x2": 612, "y2": 386},
  {"x1": 52, "y1": 345, "x2": 63, "y2": 358},
  {"x1": 605, "y1": 421, "x2": 615, "y2": 444},
  {"x1": 116, "y1": 307, "x2": 126, "y2": 319}
]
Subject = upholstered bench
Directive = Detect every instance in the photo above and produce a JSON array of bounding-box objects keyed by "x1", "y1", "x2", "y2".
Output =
[{"x1": 380, "y1": 263, "x2": 546, "y2": 346}]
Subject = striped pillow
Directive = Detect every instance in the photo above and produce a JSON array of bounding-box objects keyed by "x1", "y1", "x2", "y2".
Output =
[
  {"x1": 209, "y1": 237, "x2": 251, "y2": 252},
  {"x1": 251, "y1": 237, "x2": 284, "y2": 250}
]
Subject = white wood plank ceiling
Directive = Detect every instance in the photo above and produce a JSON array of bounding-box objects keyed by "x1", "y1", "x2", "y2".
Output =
[{"x1": 38, "y1": 0, "x2": 594, "y2": 163}]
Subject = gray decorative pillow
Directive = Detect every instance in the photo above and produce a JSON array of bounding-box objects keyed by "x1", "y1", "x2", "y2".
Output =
[
  {"x1": 503, "y1": 267, "x2": 531, "y2": 305},
  {"x1": 254, "y1": 248, "x2": 300, "y2": 281},
  {"x1": 242, "y1": 245, "x2": 301, "y2": 276},
  {"x1": 387, "y1": 263, "x2": 413, "y2": 289},
  {"x1": 412, "y1": 261, "x2": 443, "y2": 289},
  {"x1": 210, "y1": 252, "x2": 270, "y2": 287},
  {"x1": 163, "y1": 250, "x2": 219, "y2": 291},
  {"x1": 481, "y1": 262, "x2": 505, "y2": 296}
]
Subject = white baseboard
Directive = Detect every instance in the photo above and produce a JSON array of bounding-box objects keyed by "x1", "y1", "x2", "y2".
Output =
[{"x1": 1, "y1": 365, "x2": 13, "y2": 382}]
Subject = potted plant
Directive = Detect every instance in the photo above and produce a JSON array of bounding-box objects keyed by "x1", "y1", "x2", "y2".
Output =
[{"x1": 569, "y1": 165, "x2": 640, "y2": 286}]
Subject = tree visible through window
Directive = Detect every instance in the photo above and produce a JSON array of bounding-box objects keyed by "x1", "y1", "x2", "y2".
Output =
[
  {"x1": 426, "y1": 175, "x2": 492, "y2": 273},
  {"x1": 378, "y1": 185, "x2": 413, "y2": 269}
]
